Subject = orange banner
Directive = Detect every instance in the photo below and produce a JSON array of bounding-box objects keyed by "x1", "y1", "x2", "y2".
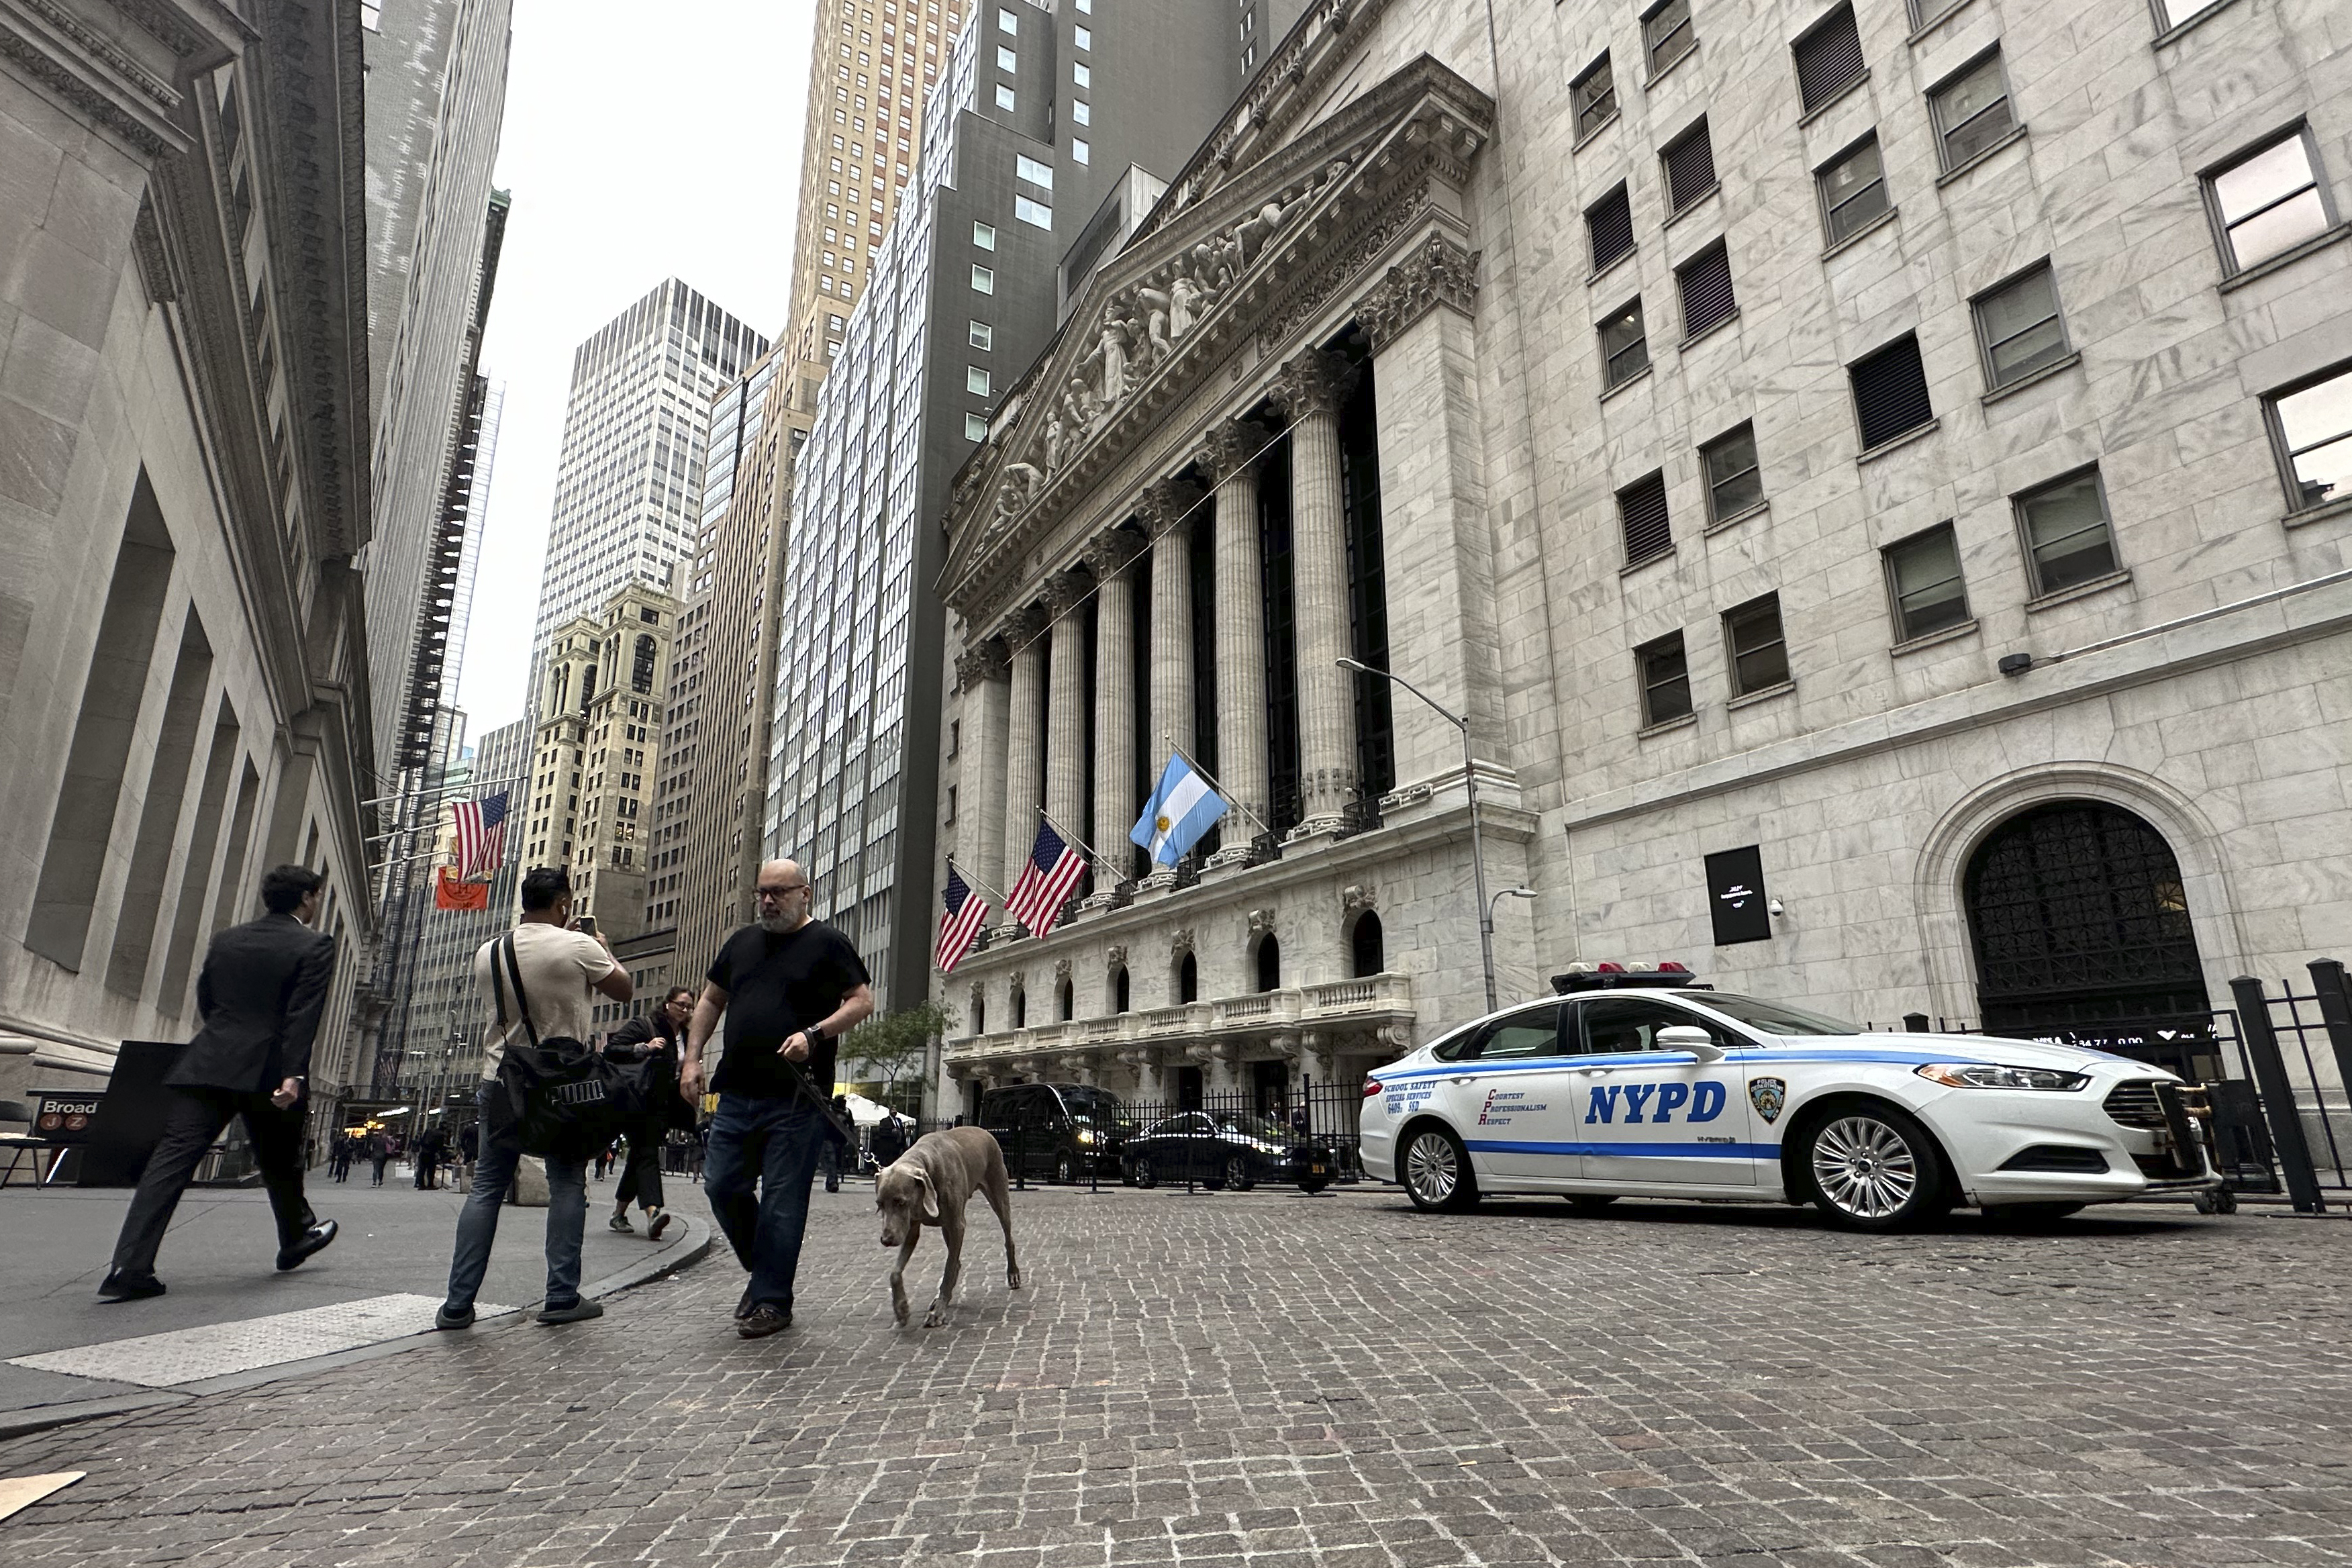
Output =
[{"x1": 434, "y1": 867, "x2": 489, "y2": 912}]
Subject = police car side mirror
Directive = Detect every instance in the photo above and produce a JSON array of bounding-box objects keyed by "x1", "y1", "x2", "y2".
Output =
[{"x1": 1657, "y1": 1025, "x2": 1725, "y2": 1062}]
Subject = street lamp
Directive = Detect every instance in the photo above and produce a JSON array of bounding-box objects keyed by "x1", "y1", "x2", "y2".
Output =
[{"x1": 1337, "y1": 656, "x2": 1502, "y2": 1014}]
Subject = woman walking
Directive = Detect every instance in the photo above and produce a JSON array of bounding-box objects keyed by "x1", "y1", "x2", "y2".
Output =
[{"x1": 605, "y1": 987, "x2": 693, "y2": 1240}]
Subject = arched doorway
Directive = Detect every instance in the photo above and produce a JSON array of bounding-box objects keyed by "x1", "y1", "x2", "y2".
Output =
[
  {"x1": 1963, "y1": 800, "x2": 2208, "y2": 1044},
  {"x1": 1255, "y1": 934, "x2": 1281, "y2": 992},
  {"x1": 1351, "y1": 911, "x2": 1384, "y2": 977}
]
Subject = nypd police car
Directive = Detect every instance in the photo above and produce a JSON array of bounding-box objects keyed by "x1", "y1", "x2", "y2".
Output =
[{"x1": 1361, "y1": 965, "x2": 2220, "y2": 1230}]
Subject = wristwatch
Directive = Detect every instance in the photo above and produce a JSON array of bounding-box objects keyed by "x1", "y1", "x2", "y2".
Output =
[{"x1": 802, "y1": 1024, "x2": 828, "y2": 1050}]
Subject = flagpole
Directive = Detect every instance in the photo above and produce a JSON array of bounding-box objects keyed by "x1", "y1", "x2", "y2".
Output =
[
  {"x1": 1165, "y1": 741, "x2": 1277, "y2": 842},
  {"x1": 944, "y1": 854, "x2": 1014, "y2": 911},
  {"x1": 1035, "y1": 804, "x2": 1122, "y2": 879}
]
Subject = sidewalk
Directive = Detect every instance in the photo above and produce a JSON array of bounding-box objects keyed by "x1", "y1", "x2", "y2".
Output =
[{"x1": 0, "y1": 1161, "x2": 714, "y2": 1430}]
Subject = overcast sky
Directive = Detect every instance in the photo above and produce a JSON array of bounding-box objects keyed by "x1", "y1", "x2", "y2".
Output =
[{"x1": 450, "y1": 0, "x2": 816, "y2": 743}]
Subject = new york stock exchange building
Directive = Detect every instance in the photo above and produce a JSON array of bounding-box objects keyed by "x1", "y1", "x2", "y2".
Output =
[{"x1": 927, "y1": 1, "x2": 2352, "y2": 1117}]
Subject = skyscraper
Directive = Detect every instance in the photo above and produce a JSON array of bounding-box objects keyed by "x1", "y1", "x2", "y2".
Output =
[
  {"x1": 528, "y1": 280, "x2": 767, "y2": 691},
  {"x1": 767, "y1": 0, "x2": 1263, "y2": 1020},
  {"x1": 362, "y1": 0, "x2": 513, "y2": 774},
  {"x1": 773, "y1": 0, "x2": 965, "y2": 433}
]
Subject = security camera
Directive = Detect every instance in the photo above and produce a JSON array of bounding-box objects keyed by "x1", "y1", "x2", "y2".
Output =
[{"x1": 1767, "y1": 898, "x2": 1784, "y2": 917}]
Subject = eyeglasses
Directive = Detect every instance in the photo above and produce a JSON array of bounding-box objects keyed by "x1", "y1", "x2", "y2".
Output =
[{"x1": 754, "y1": 883, "x2": 810, "y2": 899}]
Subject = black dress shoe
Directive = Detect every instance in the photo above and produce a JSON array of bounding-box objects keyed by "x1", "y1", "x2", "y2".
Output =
[
  {"x1": 98, "y1": 1271, "x2": 166, "y2": 1302},
  {"x1": 734, "y1": 1285, "x2": 757, "y2": 1320},
  {"x1": 276, "y1": 1218, "x2": 339, "y2": 1271},
  {"x1": 737, "y1": 1304, "x2": 790, "y2": 1339}
]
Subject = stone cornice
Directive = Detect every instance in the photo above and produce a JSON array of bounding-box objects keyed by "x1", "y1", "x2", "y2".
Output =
[
  {"x1": 1358, "y1": 232, "x2": 1482, "y2": 351},
  {"x1": 0, "y1": 0, "x2": 243, "y2": 157},
  {"x1": 938, "y1": 54, "x2": 1494, "y2": 636}
]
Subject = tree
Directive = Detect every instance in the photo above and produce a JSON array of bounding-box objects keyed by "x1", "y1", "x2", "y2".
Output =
[{"x1": 840, "y1": 999, "x2": 956, "y2": 1116}]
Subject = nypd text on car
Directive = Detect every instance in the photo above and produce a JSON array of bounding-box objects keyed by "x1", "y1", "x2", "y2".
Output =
[{"x1": 1359, "y1": 965, "x2": 2220, "y2": 1229}]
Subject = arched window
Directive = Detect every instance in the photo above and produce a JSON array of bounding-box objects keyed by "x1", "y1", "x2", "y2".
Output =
[
  {"x1": 1964, "y1": 800, "x2": 2207, "y2": 1038},
  {"x1": 1011, "y1": 986, "x2": 1026, "y2": 1029},
  {"x1": 1351, "y1": 910, "x2": 1385, "y2": 977},
  {"x1": 1255, "y1": 934, "x2": 1281, "y2": 992},
  {"x1": 1112, "y1": 965, "x2": 1130, "y2": 1014},
  {"x1": 1177, "y1": 952, "x2": 1197, "y2": 1003},
  {"x1": 972, "y1": 990, "x2": 986, "y2": 1036},
  {"x1": 1059, "y1": 979, "x2": 1074, "y2": 1021}
]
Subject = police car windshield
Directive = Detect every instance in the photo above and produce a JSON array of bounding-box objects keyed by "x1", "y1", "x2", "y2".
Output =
[{"x1": 1698, "y1": 993, "x2": 1865, "y2": 1036}]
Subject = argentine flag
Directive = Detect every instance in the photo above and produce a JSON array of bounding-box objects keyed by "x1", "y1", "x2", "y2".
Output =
[{"x1": 1130, "y1": 752, "x2": 1228, "y2": 867}]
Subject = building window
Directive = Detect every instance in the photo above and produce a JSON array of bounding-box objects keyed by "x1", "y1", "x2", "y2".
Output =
[
  {"x1": 1073, "y1": 60, "x2": 1091, "y2": 87},
  {"x1": 1972, "y1": 261, "x2": 2069, "y2": 389},
  {"x1": 1677, "y1": 242, "x2": 1736, "y2": 338},
  {"x1": 1638, "y1": 634, "x2": 1692, "y2": 726},
  {"x1": 1598, "y1": 299, "x2": 1649, "y2": 390},
  {"x1": 2014, "y1": 468, "x2": 2118, "y2": 594},
  {"x1": 1617, "y1": 471, "x2": 1673, "y2": 566},
  {"x1": 2153, "y1": 0, "x2": 2227, "y2": 25},
  {"x1": 2265, "y1": 361, "x2": 2352, "y2": 513},
  {"x1": 995, "y1": 83, "x2": 1016, "y2": 110},
  {"x1": 965, "y1": 412, "x2": 989, "y2": 441},
  {"x1": 1700, "y1": 423, "x2": 1763, "y2": 522},
  {"x1": 973, "y1": 220, "x2": 996, "y2": 249},
  {"x1": 1723, "y1": 594, "x2": 1790, "y2": 696},
  {"x1": 1662, "y1": 117, "x2": 1717, "y2": 214},
  {"x1": 969, "y1": 320, "x2": 993, "y2": 349},
  {"x1": 1015, "y1": 193, "x2": 1052, "y2": 228},
  {"x1": 996, "y1": 44, "x2": 1015, "y2": 68},
  {"x1": 1929, "y1": 50, "x2": 2016, "y2": 173},
  {"x1": 1793, "y1": 4, "x2": 1865, "y2": 113},
  {"x1": 1883, "y1": 524, "x2": 1970, "y2": 641},
  {"x1": 1571, "y1": 52, "x2": 1617, "y2": 140},
  {"x1": 997, "y1": 5, "x2": 1016, "y2": 30},
  {"x1": 1016, "y1": 153, "x2": 1054, "y2": 188},
  {"x1": 1816, "y1": 133, "x2": 1890, "y2": 246},
  {"x1": 1072, "y1": 138, "x2": 1090, "y2": 164},
  {"x1": 1074, "y1": 24, "x2": 1090, "y2": 48},
  {"x1": 1071, "y1": 99, "x2": 1091, "y2": 125},
  {"x1": 971, "y1": 264, "x2": 995, "y2": 293},
  {"x1": 2204, "y1": 126, "x2": 2333, "y2": 276},
  {"x1": 1849, "y1": 334, "x2": 1933, "y2": 450},
  {"x1": 1908, "y1": 0, "x2": 1965, "y2": 26},
  {"x1": 1642, "y1": 0, "x2": 1695, "y2": 77},
  {"x1": 967, "y1": 366, "x2": 991, "y2": 395},
  {"x1": 1587, "y1": 183, "x2": 1634, "y2": 272}
]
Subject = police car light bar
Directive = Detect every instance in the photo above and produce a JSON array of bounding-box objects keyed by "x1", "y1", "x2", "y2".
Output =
[{"x1": 1550, "y1": 961, "x2": 1709, "y2": 994}]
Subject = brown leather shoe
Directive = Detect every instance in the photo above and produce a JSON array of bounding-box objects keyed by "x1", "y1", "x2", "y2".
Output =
[{"x1": 736, "y1": 1304, "x2": 790, "y2": 1338}]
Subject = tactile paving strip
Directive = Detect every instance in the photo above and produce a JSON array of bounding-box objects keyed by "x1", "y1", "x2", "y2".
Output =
[{"x1": 7, "y1": 1293, "x2": 505, "y2": 1388}]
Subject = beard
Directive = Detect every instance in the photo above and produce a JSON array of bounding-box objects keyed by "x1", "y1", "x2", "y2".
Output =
[{"x1": 758, "y1": 911, "x2": 795, "y2": 934}]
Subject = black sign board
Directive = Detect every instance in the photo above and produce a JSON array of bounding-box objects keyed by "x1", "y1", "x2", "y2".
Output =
[
  {"x1": 30, "y1": 1089, "x2": 105, "y2": 1144},
  {"x1": 77, "y1": 1038, "x2": 187, "y2": 1187},
  {"x1": 1704, "y1": 845, "x2": 1773, "y2": 946}
]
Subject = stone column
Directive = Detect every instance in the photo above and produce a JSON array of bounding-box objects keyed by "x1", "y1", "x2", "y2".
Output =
[
  {"x1": 952, "y1": 638, "x2": 1012, "y2": 899},
  {"x1": 1144, "y1": 480, "x2": 1201, "y2": 771},
  {"x1": 1270, "y1": 350, "x2": 1359, "y2": 838},
  {"x1": 1199, "y1": 420, "x2": 1269, "y2": 867},
  {"x1": 999, "y1": 605, "x2": 1048, "y2": 920},
  {"x1": 1042, "y1": 572, "x2": 1089, "y2": 853},
  {"x1": 1085, "y1": 529, "x2": 1144, "y2": 895}
]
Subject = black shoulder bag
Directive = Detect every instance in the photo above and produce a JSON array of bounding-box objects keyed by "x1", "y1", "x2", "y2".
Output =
[{"x1": 492, "y1": 934, "x2": 632, "y2": 1159}]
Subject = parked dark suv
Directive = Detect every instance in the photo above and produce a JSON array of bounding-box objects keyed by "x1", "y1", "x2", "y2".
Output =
[{"x1": 978, "y1": 1083, "x2": 1135, "y2": 1183}]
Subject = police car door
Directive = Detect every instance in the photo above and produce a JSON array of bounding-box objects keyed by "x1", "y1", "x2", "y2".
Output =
[
  {"x1": 1442, "y1": 1001, "x2": 1575, "y2": 1185},
  {"x1": 1569, "y1": 995, "x2": 1756, "y2": 1187}
]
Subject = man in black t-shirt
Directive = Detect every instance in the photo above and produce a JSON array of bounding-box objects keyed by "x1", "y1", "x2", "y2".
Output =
[{"x1": 680, "y1": 858, "x2": 874, "y2": 1339}]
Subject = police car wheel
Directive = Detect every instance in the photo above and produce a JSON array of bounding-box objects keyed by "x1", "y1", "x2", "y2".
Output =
[
  {"x1": 1801, "y1": 1106, "x2": 1947, "y2": 1231},
  {"x1": 1402, "y1": 1126, "x2": 1478, "y2": 1213}
]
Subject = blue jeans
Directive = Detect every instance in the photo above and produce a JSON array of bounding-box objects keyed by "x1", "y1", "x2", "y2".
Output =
[
  {"x1": 443, "y1": 1082, "x2": 589, "y2": 1311},
  {"x1": 703, "y1": 1092, "x2": 828, "y2": 1313}
]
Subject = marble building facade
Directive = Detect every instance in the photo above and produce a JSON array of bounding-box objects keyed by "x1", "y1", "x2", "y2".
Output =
[{"x1": 930, "y1": 0, "x2": 2352, "y2": 1110}]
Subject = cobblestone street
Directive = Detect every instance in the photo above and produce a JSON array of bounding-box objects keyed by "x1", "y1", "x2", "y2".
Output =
[{"x1": 2, "y1": 1185, "x2": 2347, "y2": 1567}]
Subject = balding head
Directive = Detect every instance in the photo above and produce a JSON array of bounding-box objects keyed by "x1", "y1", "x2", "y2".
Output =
[{"x1": 754, "y1": 859, "x2": 813, "y2": 934}]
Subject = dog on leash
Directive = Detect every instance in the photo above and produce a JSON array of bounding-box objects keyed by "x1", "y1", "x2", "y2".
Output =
[{"x1": 874, "y1": 1126, "x2": 1024, "y2": 1328}]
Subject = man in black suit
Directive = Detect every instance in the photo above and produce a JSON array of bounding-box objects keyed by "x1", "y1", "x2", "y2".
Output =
[{"x1": 99, "y1": 864, "x2": 342, "y2": 1300}]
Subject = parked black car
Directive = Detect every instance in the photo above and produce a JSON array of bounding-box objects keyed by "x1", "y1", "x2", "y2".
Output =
[
  {"x1": 1121, "y1": 1110, "x2": 1335, "y2": 1192},
  {"x1": 978, "y1": 1083, "x2": 1136, "y2": 1183}
]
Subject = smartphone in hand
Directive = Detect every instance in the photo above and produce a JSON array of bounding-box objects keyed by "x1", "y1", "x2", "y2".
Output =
[{"x1": 574, "y1": 914, "x2": 599, "y2": 936}]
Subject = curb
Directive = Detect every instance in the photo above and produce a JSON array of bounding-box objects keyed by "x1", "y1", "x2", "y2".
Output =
[{"x1": 0, "y1": 1216, "x2": 718, "y2": 1444}]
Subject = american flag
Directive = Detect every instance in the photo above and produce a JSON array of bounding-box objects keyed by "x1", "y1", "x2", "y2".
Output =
[
  {"x1": 450, "y1": 790, "x2": 509, "y2": 881},
  {"x1": 1005, "y1": 820, "x2": 1085, "y2": 938},
  {"x1": 935, "y1": 865, "x2": 989, "y2": 974}
]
